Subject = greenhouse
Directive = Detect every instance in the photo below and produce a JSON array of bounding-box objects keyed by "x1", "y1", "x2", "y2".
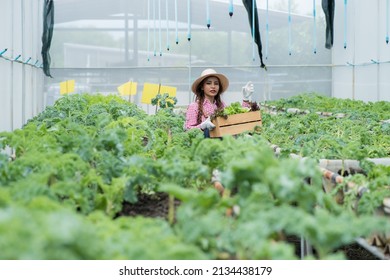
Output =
[{"x1": 0, "y1": 0, "x2": 389, "y2": 263}]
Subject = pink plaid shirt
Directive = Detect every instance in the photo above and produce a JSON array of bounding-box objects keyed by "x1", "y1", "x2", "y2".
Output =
[
  {"x1": 185, "y1": 99, "x2": 250, "y2": 130},
  {"x1": 185, "y1": 99, "x2": 226, "y2": 130}
]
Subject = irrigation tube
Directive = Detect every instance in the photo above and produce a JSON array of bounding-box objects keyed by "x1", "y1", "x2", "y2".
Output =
[
  {"x1": 344, "y1": 0, "x2": 347, "y2": 49},
  {"x1": 175, "y1": 0, "x2": 178, "y2": 44},
  {"x1": 158, "y1": 0, "x2": 162, "y2": 56},
  {"x1": 153, "y1": 0, "x2": 156, "y2": 56},
  {"x1": 265, "y1": 0, "x2": 269, "y2": 59},
  {"x1": 229, "y1": 0, "x2": 234, "y2": 17},
  {"x1": 187, "y1": 0, "x2": 192, "y2": 98},
  {"x1": 206, "y1": 0, "x2": 211, "y2": 28},
  {"x1": 187, "y1": 0, "x2": 191, "y2": 41},
  {"x1": 147, "y1": 0, "x2": 150, "y2": 61},
  {"x1": 166, "y1": 0, "x2": 170, "y2": 51},
  {"x1": 288, "y1": 0, "x2": 292, "y2": 55},
  {"x1": 265, "y1": 0, "x2": 270, "y2": 100},
  {"x1": 0, "y1": 50, "x2": 42, "y2": 68},
  {"x1": 313, "y1": 0, "x2": 317, "y2": 54},
  {"x1": 387, "y1": 0, "x2": 389, "y2": 44}
]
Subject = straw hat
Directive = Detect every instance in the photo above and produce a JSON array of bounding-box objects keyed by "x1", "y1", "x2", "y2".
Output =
[{"x1": 191, "y1": 68, "x2": 229, "y2": 94}]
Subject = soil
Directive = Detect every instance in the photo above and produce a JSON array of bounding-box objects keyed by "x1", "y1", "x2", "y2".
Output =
[
  {"x1": 116, "y1": 192, "x2": 181, "y2": 219},
  {"x1": 116, "y1": 193, "x2": 381, "y2": 260}
]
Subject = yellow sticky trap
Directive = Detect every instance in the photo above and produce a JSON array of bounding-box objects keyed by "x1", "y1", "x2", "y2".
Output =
[
  {"x1": 59, "y1": 80, "x2": 75, "y2": 95},
  {"x1": 141, "y1": 84, "x2": 177, "y2": 104},
  {"x1": 67, "y1": 80, "x2": 75, "y2": 94},
  {"x1": 141, "y1": 83, "x2": 160, "y2": 104},
  {"x1": 60, "y1": 81, "x2": 68, "y2": 95},
  {"x1": 159, "y1": 85, "x2": 177, "y2": 98},
  {"x1": 159, "y1": 85, "x2": 177, "y2": 105},
  {"x1": 118, "y1": 81, "x2": 137, "y2": 96}
]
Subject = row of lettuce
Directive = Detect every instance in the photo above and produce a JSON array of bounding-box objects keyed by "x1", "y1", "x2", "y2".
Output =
[
  {"x1": 261, "y1": 94, "x2": 390, "y2": 159},
  {"x1": 0, "y1": 93, "x2": 389, "y2": 259}
]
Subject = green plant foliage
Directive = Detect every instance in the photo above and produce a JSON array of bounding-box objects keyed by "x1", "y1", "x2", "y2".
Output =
[
  {"x1": 261, "y1": 94, "x2": 390, "y2": 159},
  {"x1": 1, "y1": 93, "x2": 389, "y2": 260}
]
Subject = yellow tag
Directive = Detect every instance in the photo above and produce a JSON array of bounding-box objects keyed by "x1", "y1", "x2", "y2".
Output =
[
  {"x1": 141, "y1": 83, "x2": 177, "y2": 104},
  {"x1": 67, "y1": 80, "x2": 75, "y2": 94},
  {"x1": 159, "y1": 85, "x2": 177, "y2": 105},
  {"x1": 159, "y1": 85, "x2": 177, "y2": 98},
  {"x1": 59, "y1": 80, "x2": 75, "y2": 95},
  {"x1": 60, "y1": 81, "x2": 67, "y2": 95},
  {"x1": 118, "y1": 81, "x2": 137, "y2": 96},
  {"x1": 141, "y1": 83, "x2": 160, "y2": 104}
]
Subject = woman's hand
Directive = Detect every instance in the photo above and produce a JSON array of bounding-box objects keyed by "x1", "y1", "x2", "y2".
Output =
[
  {"x1": 242, "y1": 81, "x2": 254, "y2": 101},
  {"x1": 200, "y1": 117, "x2": 216, "y2": 130}
]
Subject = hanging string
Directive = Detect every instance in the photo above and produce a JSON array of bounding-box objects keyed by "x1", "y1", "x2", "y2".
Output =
[
  {"x1": 147, "y1": 0, "x2": 150, "y2": 61},
  {"x1": 252, "y1": 0, "x2": 255, "y2": 61},
  {"x1": 175, "y1": 0, "x2": 179, "y2": 44},
  {"x1": 206, "y1": 0, "x2": 211, "y2": 29},
  {"x1": 387, "y1": 0, "x2": 389, "y2": 44},
  {"x1": 344, "y1": 0, "x2": 347, "y2": 49},
  {"x1": 229, "y1": 0, "x2": 234, "y2": 17},
  {"x1": 265, "y1": 0, "x2": 269, "y2": 59},
  {"x1": 153, "y1": 0, "x2": 156, "y2": 56},
  {"x1": 187, "y1": 0, "x2": 191, "y2": 41},
  {"x1": 313, "y1": 0, "x2": 317, "y2": 54},
  {"x1": 158, "y1": 0, "x2": 162, "y2": 56},
  {"x1": 166, "y1": 0, "x2": 170, "y2": 50},
  {"x1": 288, "y1": 0, "x2": 292, "y2": 55}
]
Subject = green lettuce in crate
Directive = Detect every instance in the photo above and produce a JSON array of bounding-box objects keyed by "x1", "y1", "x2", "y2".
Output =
[{"x1": 211, "y1": 101, "x2": 260, "y2": 121}]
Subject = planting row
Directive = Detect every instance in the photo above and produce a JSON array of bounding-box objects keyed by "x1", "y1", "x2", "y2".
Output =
[{"x1": 0, "y1": 93, "x2": 389, "y2": 260}]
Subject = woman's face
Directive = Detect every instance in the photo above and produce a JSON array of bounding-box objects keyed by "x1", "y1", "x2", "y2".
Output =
[{"x1": 201, "y1": 76, "x2": 220, "y2": 100}]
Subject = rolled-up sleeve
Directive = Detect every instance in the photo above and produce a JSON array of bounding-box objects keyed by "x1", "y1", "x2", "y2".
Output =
[
  {"x1": 242, "y1": 100, "x2": 251, "y2": 108},
  {"x1": 185, "y1": 103, "x2": 201, "y2": 130}
]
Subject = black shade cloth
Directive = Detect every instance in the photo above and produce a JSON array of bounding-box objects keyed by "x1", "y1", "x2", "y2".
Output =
[
  {"x1": 242, "y1": 0, "x2": 266, "y2": 69},
  {"x1": 41, "y1": 0, "x2": 54, "y2": 77},
  {"x1": 322, "y1": 0, "x2": 335, "y2": 49}
]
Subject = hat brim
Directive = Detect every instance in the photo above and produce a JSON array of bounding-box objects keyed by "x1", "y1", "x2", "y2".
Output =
[{"x1": 191, "y1": 73, "x2": 229, "y2": 94}]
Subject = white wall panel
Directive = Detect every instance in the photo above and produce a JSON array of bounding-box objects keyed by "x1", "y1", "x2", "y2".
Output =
[
  {"x1": 12, "y1": 0, "x2": 24, "y2": 129},
  {"x1": 353, "y1": 1, "x2": 379, "y2": 102},
  {"x1": 0, "y1": 0, "x2": 45, "y2": 132},
  {"x1": 0, "y1": 0, "x2": 13, "y2": 132},
  {"x1": 332, "y1": 66, "x2": 353, "y2": 100},
  {"x1": 354, "y1": 67, "x2": 379, "y2": 102},
  {"x1": 379, "y1": 64, "x2": 390, "y2": 101},
  {"x1": 23, "y1": 0, "x2": 34, "y2": 122},
  {"x1": 378, "y1": 0, "x2": 390, "y2": 102},
  {"x1": 332, "y1": 0, "x2": 389, "y2": 102},
  {"x1": 354, "y1": 1, "x2": 377, "y2": 63}
]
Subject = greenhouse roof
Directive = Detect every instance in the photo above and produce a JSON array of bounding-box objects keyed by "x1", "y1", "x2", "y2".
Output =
[{"x1": 54, "y1": 0, "x2": 311, "y2": 33}]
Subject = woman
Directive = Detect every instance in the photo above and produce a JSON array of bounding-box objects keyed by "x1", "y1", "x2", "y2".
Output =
[{"x1": 185, "y1": 68, "x2": 253, "y2": 135}]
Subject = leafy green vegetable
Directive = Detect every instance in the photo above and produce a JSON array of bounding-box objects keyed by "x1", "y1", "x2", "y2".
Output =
[{"x1": 1, "y1": 93, "x2": 389, "y2": 260}]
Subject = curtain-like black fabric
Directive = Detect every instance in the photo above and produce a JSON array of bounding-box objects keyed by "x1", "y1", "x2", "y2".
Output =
[
  {"x1": 41, "y1": 0, "x2": 54, "y2": 77},
  {"x1": 322, "y1": 0, "x2": 335, "y2": 49},
  {"x1": 242, "y1": 0, "x2": 266, "y2": 69}
]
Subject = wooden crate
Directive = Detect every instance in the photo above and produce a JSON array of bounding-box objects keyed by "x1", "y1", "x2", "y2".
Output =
[{"x1": 210, "y1": 111, "x2": 262, "y2": 138}]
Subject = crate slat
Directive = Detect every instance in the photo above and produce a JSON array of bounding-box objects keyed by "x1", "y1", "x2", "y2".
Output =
[{"x1": 210, "y1": 111, "x2": 262, "y2": 137}]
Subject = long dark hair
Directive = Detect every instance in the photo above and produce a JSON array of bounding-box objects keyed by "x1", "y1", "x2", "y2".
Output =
[{"x1": 194, "y1": 76, "x2": 224, "y2": 124}]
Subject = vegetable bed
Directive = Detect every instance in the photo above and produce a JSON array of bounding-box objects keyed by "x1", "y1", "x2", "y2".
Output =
[{"x1": 0, "y1": 93, "x2": 389, "y2": 260}]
